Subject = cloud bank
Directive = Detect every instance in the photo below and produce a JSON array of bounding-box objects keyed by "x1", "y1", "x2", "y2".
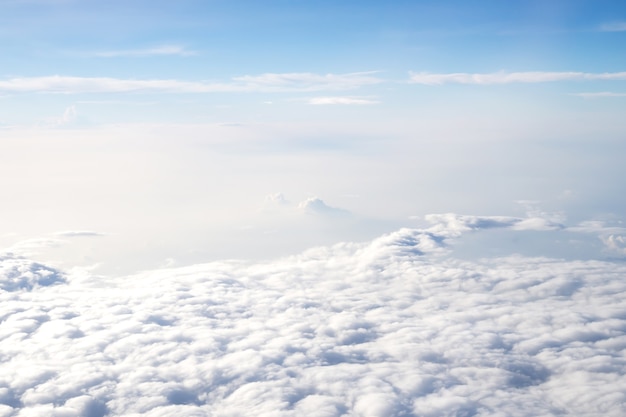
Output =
[{"x1": 1, "y1": 220, "x2": 625, "y2": 416}]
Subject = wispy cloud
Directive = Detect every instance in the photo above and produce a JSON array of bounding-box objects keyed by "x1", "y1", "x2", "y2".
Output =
[
  {"x1": 599, "y1": 22, "x2": 626, "y2": 32},
  {"x1": 92, "y1": 45, "x2": 197, "y2": 57},
  {"x1": 54, "y1": 230, "x2": 106, "y2": 237},
  {"x1": 573, "y1": 92, "x2": 626, "y2": 98},
  {"x1": 409, "y1": 71, "x2": 626, "y2": 85},
  {"x1": 308, "y1": 96, "x2": 379, "y2": 105},
  {"x1": 232, "y1": 71, "x2": 382, "y2": 91},
  {"x1": 0, "y1": 72, "x2": 382, "y2": 94}
]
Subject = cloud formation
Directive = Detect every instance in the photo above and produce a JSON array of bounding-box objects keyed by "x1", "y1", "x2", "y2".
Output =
[
  {"x1": 0, "y1": 253, "x2": 66, "y2": 291},
  {"x1": 0, "y1": 72, "x2": 382, "y2": 94},
  {"x1": 308, "y1": 96, "x2": 379, "y2": 105},
  {"x1": 1, "y1": 221, "x2": 626, "y2": 416},
  {"x1": 409, "y1": 71, "x2": 626, "y2": 85},
  {"x1": 424, "y1": 212, "x2": 564, "y2": 236},
  {"x1": 297, "y1": 197, "x2": 351, "y2": 217},
  {"x1": 3, "y1": 237, "x2": 66, "y2": 257}
]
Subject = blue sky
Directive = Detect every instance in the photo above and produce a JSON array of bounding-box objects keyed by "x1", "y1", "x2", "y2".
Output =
[{"x1": 1, "y1": 0, "x2": 626, "y2": 273}]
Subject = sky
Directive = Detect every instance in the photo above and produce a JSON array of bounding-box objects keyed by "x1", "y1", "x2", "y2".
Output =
[
  {"x1": 2, "y1": 0, "x2": 626, "y2": 273},
  {"x1": 2, "y1": 1, "x2": 626, "y2": 416}
]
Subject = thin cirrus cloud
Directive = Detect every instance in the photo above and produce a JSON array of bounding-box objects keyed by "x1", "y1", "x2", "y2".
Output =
[
  {"x1": 599, "y1": 22, "x2": 626, "y2": 32},
  {"x1": 573, "y1": 92, "x2": 626, "y2": 98},
  {"x1": 54, "y1": 230, "x2": 106, "y2": 237},
  {"x1": 92, "y1": 45, "x2": 198, "y2": 57},
  {"x1": 408, "y1": 71, "x2": 626, "y2": 85},
  {"x1": 0, "y1": 72, "x2": 382, "y2": 94},
  {"x1": 308, "y1": 96, "x2": 379, "y2": 105}
]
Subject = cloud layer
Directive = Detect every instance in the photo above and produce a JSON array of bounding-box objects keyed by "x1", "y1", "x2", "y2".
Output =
[
  {"x1": 5, "y1": 69, "x2": 625, "y2": 95},
  {"x1": 1, "y1": 221, "x2": 626, "y2": 416}
]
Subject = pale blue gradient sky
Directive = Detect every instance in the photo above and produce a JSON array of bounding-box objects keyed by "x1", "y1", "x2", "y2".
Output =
[{"x1": 1, "y1": 0, "x2": 625, "y2": 273}]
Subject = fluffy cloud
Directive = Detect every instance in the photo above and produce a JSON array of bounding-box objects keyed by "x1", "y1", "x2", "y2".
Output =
[
  {"x1": 567, "y1": 221, "x2": 626, "y2": 257},
  {"x1": 259, "y1": 194, "x2": 350, "y2": 218},
  {"x1": 1, "y1": 221, "x2": 626, "y2": 416},
  {"x1": 0, "y1": 72, "x2": 382, "y2": 94},
  {"x1": 602, "y1": 234, "x2": 626, "y2": 256},
  {"x1": 424, "y1": 212, "x2": 564, "y2": 236},
  {"x1": 408, "y1": 71, "x2": 626, "y2": 85},
  {"x1": 0, "y1": 253, "x2": 66, "y2": 291},
  {"x1": 297, "y1": 197, "x2": 351, "y2": 217}
]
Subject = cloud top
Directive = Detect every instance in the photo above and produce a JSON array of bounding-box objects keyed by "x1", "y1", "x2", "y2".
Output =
[
  {"x1": 1, "y1": 224, "x2": 626, "y2": 416},
  {"x1": 297, "y1": 197, "x2": 351, "y2": 217},
  {"x1": 0, "y1": 254, "x2": 66, "y2": 291}
]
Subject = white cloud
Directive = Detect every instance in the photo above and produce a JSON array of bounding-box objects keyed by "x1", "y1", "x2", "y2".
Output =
[
  {"x1": 54, "y1": 231, "x2": 106, "y2": 237},
  {"x1": 36, "y1": 105, "x2": 80, "y2": 127},
  {"x1": 599, "y1": 22, "x2": 626, "y2": 32},
  {"x1": 297, "y1": 197, "x2": 351, "y2": 217},
  {"x1": 1, "y1": 223, "x2": 626, "y2": 416},
  {"x1": 232, "y1": 71, "x2": 382, "y2": 91},
  {"x1": 93, "y1": 45, "x2": 197, "y2": 57},
  {"x1": 408, "y1": 71, "x2": 626, "y2": 85},
  {"x1": 4, "y1": 237, "x2": 66, "y2": 257},
  {"x1": 424, "y1": 212, "x2": 564, "y2": 236},
  {"x1": 601, "y1": 234, "x2": 626, "y2": 256},
  {"x1": 0, "y1": 72, "x2": 383, "y2": 94},
  {"x1": 568, "y1": 220, "x2": 626, "y2": 257},
  {"x1": 60, "y1": 105, "x2": 77, "y2": 124},
  {"x1": 262, "y1": 192, "x2": 290, "y2": 208},
  {"x1": 259, "y1": 193, "x2": 349, "y2": 218},
  {"x1": 0, "y1": 253, "x2": 66, "y2": 291},
  {"x1": 308, "y1": 96, "x2": 379, "y2": 105}
]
